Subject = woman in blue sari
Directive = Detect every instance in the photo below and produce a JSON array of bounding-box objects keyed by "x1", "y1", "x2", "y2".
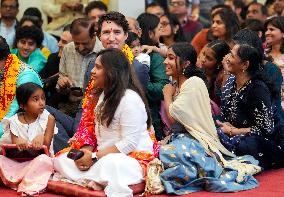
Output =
[
  {"x1": 217, "y1": 44, "x2": 284, "y2": 169},
  {"x1": 160, "y1": 42, "x2": 261, "y2": 195}
]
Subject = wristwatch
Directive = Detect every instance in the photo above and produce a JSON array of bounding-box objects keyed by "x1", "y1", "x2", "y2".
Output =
[{"x1": 91, "y1": 152, "x2": 98, "y2": 164}]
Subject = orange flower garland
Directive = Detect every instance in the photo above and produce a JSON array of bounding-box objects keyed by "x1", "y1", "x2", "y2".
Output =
[{"x1": 0, "y1": 54, "x2": 21, "y2": 121}]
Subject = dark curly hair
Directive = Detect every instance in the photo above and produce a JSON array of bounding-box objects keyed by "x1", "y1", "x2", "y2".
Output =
[
  {"x1": 14, "y1": 25, "x2": 44, "y2": 48},
  {"x1": 19, "y1": 15, "x2": 42, "y2": 29},
  {"x1": 0, "y1": 36, "x2": 10, "y2": 61},
  {"x1": 85, "y1": 0, "x2": 107, "y2": 15},
  {"x1": 97, "y1": 11, "x2": 129, "y2": 36}
]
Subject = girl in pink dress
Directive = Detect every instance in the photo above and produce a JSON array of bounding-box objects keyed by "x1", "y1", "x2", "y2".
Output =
[{"x1": 0, "y1": 82, "x2": 56, "y2": 195}]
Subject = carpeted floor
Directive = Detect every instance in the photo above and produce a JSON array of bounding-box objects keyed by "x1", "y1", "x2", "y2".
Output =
[{"x1": 1, "y1": 168, "x2": 283, "y2": 196}]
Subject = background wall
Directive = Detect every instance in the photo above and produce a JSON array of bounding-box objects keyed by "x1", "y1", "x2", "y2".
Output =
[
  {"x1": 18, "y1": 0, "x2": 47, "y2": 28},
  {"x1": 16, "y1": 0, "x2": 145, "y2": 30},
  {"x1": 109, "y1": 0, "x2": 145, "y2": 18}
]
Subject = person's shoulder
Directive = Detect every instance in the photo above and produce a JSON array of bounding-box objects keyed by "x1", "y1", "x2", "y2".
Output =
[
  {"x1": 251, "y1": 78, "x2": 269, "y2": 89},
  {"x1": 41, "y1": 109, "x2": 55, "y2": 121},
  {"x1": 132, "y1": 58, "x2": 142, "y2": 66},
  {"x1": 125, "y1": 89, "x2": 140, "y2": 98},
  {"x1": 264, "y1": 61, "x2": 282, "y2": 73},
  {"x1": 247, "y1": 79, "x2": 270, "y2": 96},
  {"x1": 150, "y1": 52, "x2": 162, "y2": 58},
  {"x1": 10, "y1": 48, "x2": 18, "y2": 54},
  {"x1": 48, "y1": 52, "x2": 60, "y2": 60},
  {"x1": 17, "y1": 62, "x2": 43, "y2": 86},
  {"x1": 137, "y1": 53, "x2": 150, "y2": 60},
  {"x1": 44, "y1": 31, "x2": 58, "y2": 42},
  {"x1": 150, "y1": 52, "x2": 164, "y2": 62},
  {"x1": 64, "y1": 42, "x2": 75, "y2": 51},
  {"x1": 10, "y1": 112, "x2": 20, "y2": 120},
  {"x1": 136, "y1": 53, "x2": 150, "y2": 66},
  {"x1": 33, "y1": 48, "x2": 47, "y2": 58},
  {"x1": 184, "y1": 76, "x2": 206, "y2": 87},
  {"x1": 122, "y1": 89, "x2": 143, "y2": 104}
]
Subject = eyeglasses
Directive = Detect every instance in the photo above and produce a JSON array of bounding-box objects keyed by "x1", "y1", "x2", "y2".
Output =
[
  {"x1": 169, "y1": 1, "x2": 186, "y2": 7},
  {"x1": 160, "y1": 22, "x2": 170, "y2": 27},
  {"x1": 1, "y1": 4, "x2": 17, "y2": 10}
]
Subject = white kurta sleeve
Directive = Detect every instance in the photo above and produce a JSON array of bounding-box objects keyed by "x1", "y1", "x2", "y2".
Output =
[{"x1": 115, "y1": 91, "x2": 148, "y2": 154}]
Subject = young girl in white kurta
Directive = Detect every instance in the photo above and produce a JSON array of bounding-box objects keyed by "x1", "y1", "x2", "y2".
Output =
[
  {"x1": 0, "y1": 83, "x2": 57, "y2": 154},
  {"x1": 54, "y1": 48, "x2": 154, "y2": 197},
  {"x1": 0, "y1": 82, "x2": 56, "y2": 195}
]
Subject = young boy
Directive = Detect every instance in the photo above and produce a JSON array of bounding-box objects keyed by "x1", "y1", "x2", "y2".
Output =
[{"x1": 126, "y1": 32, "x2": 150, "y2": 69}]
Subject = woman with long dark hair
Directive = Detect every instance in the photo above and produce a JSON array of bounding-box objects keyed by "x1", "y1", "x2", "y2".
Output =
[
  {"x1": 265, "y1": 16, "x2": 284, "y2": 110},
  {"x1": 137, "y1": 13, "x2": 169, "y2": 140},
  {"x1": 217, "y1": 44, "x2": 284, "y2": 169},
  {"x1": 211, "y1": 8, "x2": 240, "y2": 48},
  {"x1": 159, "y1": 42, "x2": 260, "y2": 194},
  {"x1": 159, "y1": 13, "x2": 186, "y2": 47},
  {"x1": 54, "y1": 48, "x2": 158, "y2": 196},
  {"x1": 200, "y1": 40, "x2": 230, "y2": 106}
]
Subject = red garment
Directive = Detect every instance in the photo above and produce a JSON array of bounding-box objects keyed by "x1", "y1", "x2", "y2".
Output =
[{"x1": 191, "y1": 28, "x2": 210, "y2": 55}]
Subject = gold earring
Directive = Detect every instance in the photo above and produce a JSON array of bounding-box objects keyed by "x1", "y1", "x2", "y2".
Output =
[{"x1": 182, "y1": 67, "x2": 186, "y2": 75}]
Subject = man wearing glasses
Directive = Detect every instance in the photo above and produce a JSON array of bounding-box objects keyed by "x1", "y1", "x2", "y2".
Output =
[
  {"x1": 168, "y1": 0, "x2": 202, "y2": 42},
  {"x1": 0, "y1": 0, "x2": 19, "y2": 47}
]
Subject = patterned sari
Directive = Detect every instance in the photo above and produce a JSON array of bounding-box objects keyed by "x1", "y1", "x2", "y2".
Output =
[{"x1": 159, "y1": 77, "x2": 261, "y2": 195}]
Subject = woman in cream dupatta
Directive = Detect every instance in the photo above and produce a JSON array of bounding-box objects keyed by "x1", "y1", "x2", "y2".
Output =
[{"x1": 160, "y1": 42, "x2": 261, "y2": 195}]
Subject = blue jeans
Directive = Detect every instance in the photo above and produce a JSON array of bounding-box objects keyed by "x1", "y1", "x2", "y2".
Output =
[{"x1": 46, "y1": 105, "x2": 82, "y2": 153}]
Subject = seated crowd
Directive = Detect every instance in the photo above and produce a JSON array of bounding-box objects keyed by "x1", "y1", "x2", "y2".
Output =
[{"x1": 0, "y1": 0, "x2": 284, "y2": 196}]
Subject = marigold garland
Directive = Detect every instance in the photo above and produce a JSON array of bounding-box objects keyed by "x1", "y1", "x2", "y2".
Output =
[{"x1": 0, "y1": 54, "x2": 21, "y2": 121}]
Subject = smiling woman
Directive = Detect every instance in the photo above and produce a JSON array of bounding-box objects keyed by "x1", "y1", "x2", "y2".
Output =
[
  {"x1": 11, "y1": 26, "x2": 46, "y2": 73},
  {"x1": 217, "y1": 44, "x2": 284, "y2": 170},
  {"x1": 54, "y1": 48, "x2": 157, "y2": 197},
  {"x1": 211, "y1": 8, "x2": 240, "y2": 48},
  {"x1": 264, "y1": 16, "x2": 284, "y2": 109},
  {"x1": 160, "y1": 42, "x2": 261, "y2": 195}
]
